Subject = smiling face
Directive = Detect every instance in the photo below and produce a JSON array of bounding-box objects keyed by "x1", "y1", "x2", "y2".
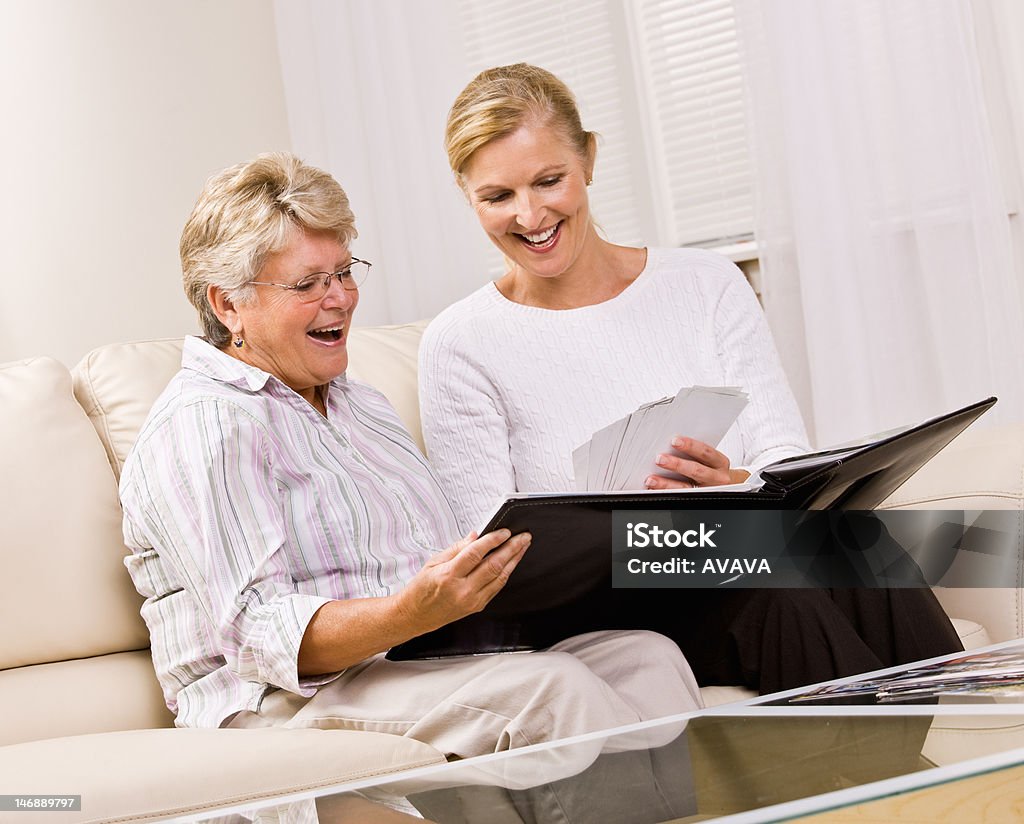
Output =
[
  {"x1": 461, "y1": 119, "x2": 596, "y2": 283},
  {"x1": 212, "y1": 229, "x2": 358, "y2": 405}
]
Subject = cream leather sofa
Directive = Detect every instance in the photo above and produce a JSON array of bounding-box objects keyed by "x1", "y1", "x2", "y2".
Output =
[{"x1": 1, "y1": 320, "x2": 1021, "y2": 821}]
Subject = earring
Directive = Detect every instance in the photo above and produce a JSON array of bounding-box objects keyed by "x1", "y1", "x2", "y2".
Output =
[
  {"x1": 586, "y1": 177, "x2": 593, "y2": 186},
  {"x1": 233, "y1": 337, "x2": 244, "y2": 348}
]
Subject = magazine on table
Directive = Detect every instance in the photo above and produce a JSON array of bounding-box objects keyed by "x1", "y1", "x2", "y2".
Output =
[{"x1": 786, "y1": 641, "x2": 1024, "y2": 703}]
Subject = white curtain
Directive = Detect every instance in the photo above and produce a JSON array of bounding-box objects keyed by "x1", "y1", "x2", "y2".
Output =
[
  {"x1": 272, "y1": 0, "x2": 494, "y2": 326},
  {"x1": 734, "y1": 0, "x2": 1024, "y2": 446}
]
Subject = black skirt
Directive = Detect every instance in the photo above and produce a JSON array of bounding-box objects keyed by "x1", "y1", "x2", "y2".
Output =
[{"x1": 614, "y1": 587, "x2": 964, "y2": 695}]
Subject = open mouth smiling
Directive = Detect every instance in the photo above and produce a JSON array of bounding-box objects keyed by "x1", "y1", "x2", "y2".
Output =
[
  {"x1": 307, "y1": 323, "x2": 345, "y2": 342},
  {"x1": 518, "y1": 221, "x2": 562, "y2": 250}
]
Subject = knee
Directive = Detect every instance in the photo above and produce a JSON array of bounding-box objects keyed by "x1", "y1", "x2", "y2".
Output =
[
  {"x1": 503, "y1": 650, "x2": 627, "y2": 709},
  {"x1": 569, "y1": 628, "x2": 684, "y2": 657},
  {"x1": 518, "y1": 650, "x2": 596, "y2": 686},
  {"x1": 568, "y1": 629, "x2": 697, "y2": 694},
  {"x1": 614, "y1": 630, "x2": 699, "y2": 689},
  {"x1": 605, "y1": 628, "x2": 693, "y2": 665},
  {"x1": 624, "y1": 629, "x2": 687, "y2": 658}
]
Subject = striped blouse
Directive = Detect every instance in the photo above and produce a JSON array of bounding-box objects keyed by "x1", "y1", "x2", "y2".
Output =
[{"x1": 120, "y1": 336, "x2": 462, "y2": 728}]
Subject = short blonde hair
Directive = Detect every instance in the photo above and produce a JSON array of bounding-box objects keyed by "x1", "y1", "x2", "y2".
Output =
[
  {"x1": 180, "y1": 152, "x2": 357, "y2": 348},
  {"x1": 445, "y1": 63, "x2": 595, "y2": 183}
]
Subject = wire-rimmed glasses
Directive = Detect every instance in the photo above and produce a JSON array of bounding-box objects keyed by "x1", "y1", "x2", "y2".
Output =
[{"x1": 248, "y1": 258, "x2": 371, "y2": 302}]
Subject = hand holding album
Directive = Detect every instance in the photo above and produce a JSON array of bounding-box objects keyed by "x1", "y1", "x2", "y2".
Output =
[
  {"x1": 571, "y1": 386, "x2": 749, "y2": 490},
  {"x1": 388, "y1": 396, "x2": 995, "y2": 660}
]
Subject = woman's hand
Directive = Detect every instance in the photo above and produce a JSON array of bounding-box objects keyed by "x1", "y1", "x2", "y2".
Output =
[
  {"x1": 644, "y1": 436, "x2": 750, "y2": 490},
  {"x1": 298, "y1": 530, "x2": 530, "y2": 675},
  {"x1": 395, "y1": 529, "x2": 531, "y2": 636}
]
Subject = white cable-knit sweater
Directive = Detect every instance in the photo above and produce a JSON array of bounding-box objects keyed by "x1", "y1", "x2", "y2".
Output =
[{"x1": 419, "y1": 247, "x2": 810, "y2": 531}]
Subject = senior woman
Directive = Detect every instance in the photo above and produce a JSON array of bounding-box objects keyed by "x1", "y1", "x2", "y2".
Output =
[
  {"x1": 118, "y1": 152, "x2": 701, "y2": 760},
  {"x1": 419, "y1": 63, "x2": 964, "y2": 695}
]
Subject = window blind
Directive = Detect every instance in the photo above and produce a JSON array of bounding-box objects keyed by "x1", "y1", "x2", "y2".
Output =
[{"x1": 633, "y1": 0, "x2": 754, "y2": 247}]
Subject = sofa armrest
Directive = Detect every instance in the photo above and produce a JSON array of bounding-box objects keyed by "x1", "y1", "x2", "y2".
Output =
[
  {"x1": 879, "y1": 420, "x2": 1024, "y2": 642},
  {"x1": 0, "y1": 727, "x2": 445, "y2": 822}
]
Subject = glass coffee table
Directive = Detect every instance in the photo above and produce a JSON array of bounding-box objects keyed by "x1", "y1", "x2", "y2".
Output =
[{"x1": 187, "y1": 641, "x2": 1024, "y2": 823}]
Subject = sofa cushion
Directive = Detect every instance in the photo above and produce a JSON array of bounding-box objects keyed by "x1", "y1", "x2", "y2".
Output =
[
  {"x1": 346, "y1": 320, "x2": 429, "y2": 453},
  {"x1": 72, "y1": 338, "x2": 184, "y2": 478},
  {"x1": 0, "y1": 358, "x2": 149, "y2": 671},
  {"x1": 71, "y1": 322, "x2": 431, "y2": 481},
  {"x1": 0, "y1": 651, "x2": 174, "y2": 746},
  {"x1": 0, "y1": 727, "x2": 445, "y2": 823},
  {"x1": 951, "y1": 617, "x2": 992, "y2": 650}
]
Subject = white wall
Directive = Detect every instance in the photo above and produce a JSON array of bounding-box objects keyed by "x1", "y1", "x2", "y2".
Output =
[
  {"x1": 0, "y1": 0, "x2": 291, "y2": 366},
  {"x1": 2, "y1": 0, "x2": 1022, "y2": 373},
  {"x1": 273, "y1": 0, "x2": 494, "y2": 328},
  {"x1": 982, "y1": 0, "x2": 1024, "y2": 295}
]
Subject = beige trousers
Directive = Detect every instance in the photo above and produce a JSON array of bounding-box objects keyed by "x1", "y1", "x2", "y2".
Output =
[{"x1": 229, "y1": 629, "x2": 702, "y2": 759}]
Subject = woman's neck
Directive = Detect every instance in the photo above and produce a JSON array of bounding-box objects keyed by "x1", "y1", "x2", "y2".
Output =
[{"x1": 496, "y1": 237, "x2": 647, "y2": 310}]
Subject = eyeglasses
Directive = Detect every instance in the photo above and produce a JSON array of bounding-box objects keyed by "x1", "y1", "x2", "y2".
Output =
[{"x1": 248, "y1": 258, "x2": 371, "y2": 302}]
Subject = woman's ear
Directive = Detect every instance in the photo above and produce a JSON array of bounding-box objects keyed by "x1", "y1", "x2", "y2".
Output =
[
  {"x1": 585, "y1": 133, "x2": 598, "y2": 183},
  {"x1": 207, "y1": 284, "x2": 243, "y2": 336}
]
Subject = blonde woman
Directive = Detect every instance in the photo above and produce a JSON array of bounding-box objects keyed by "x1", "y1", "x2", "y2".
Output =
[{"x1": 419, "y1": 64, "x2": 963, "y2": 694}]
